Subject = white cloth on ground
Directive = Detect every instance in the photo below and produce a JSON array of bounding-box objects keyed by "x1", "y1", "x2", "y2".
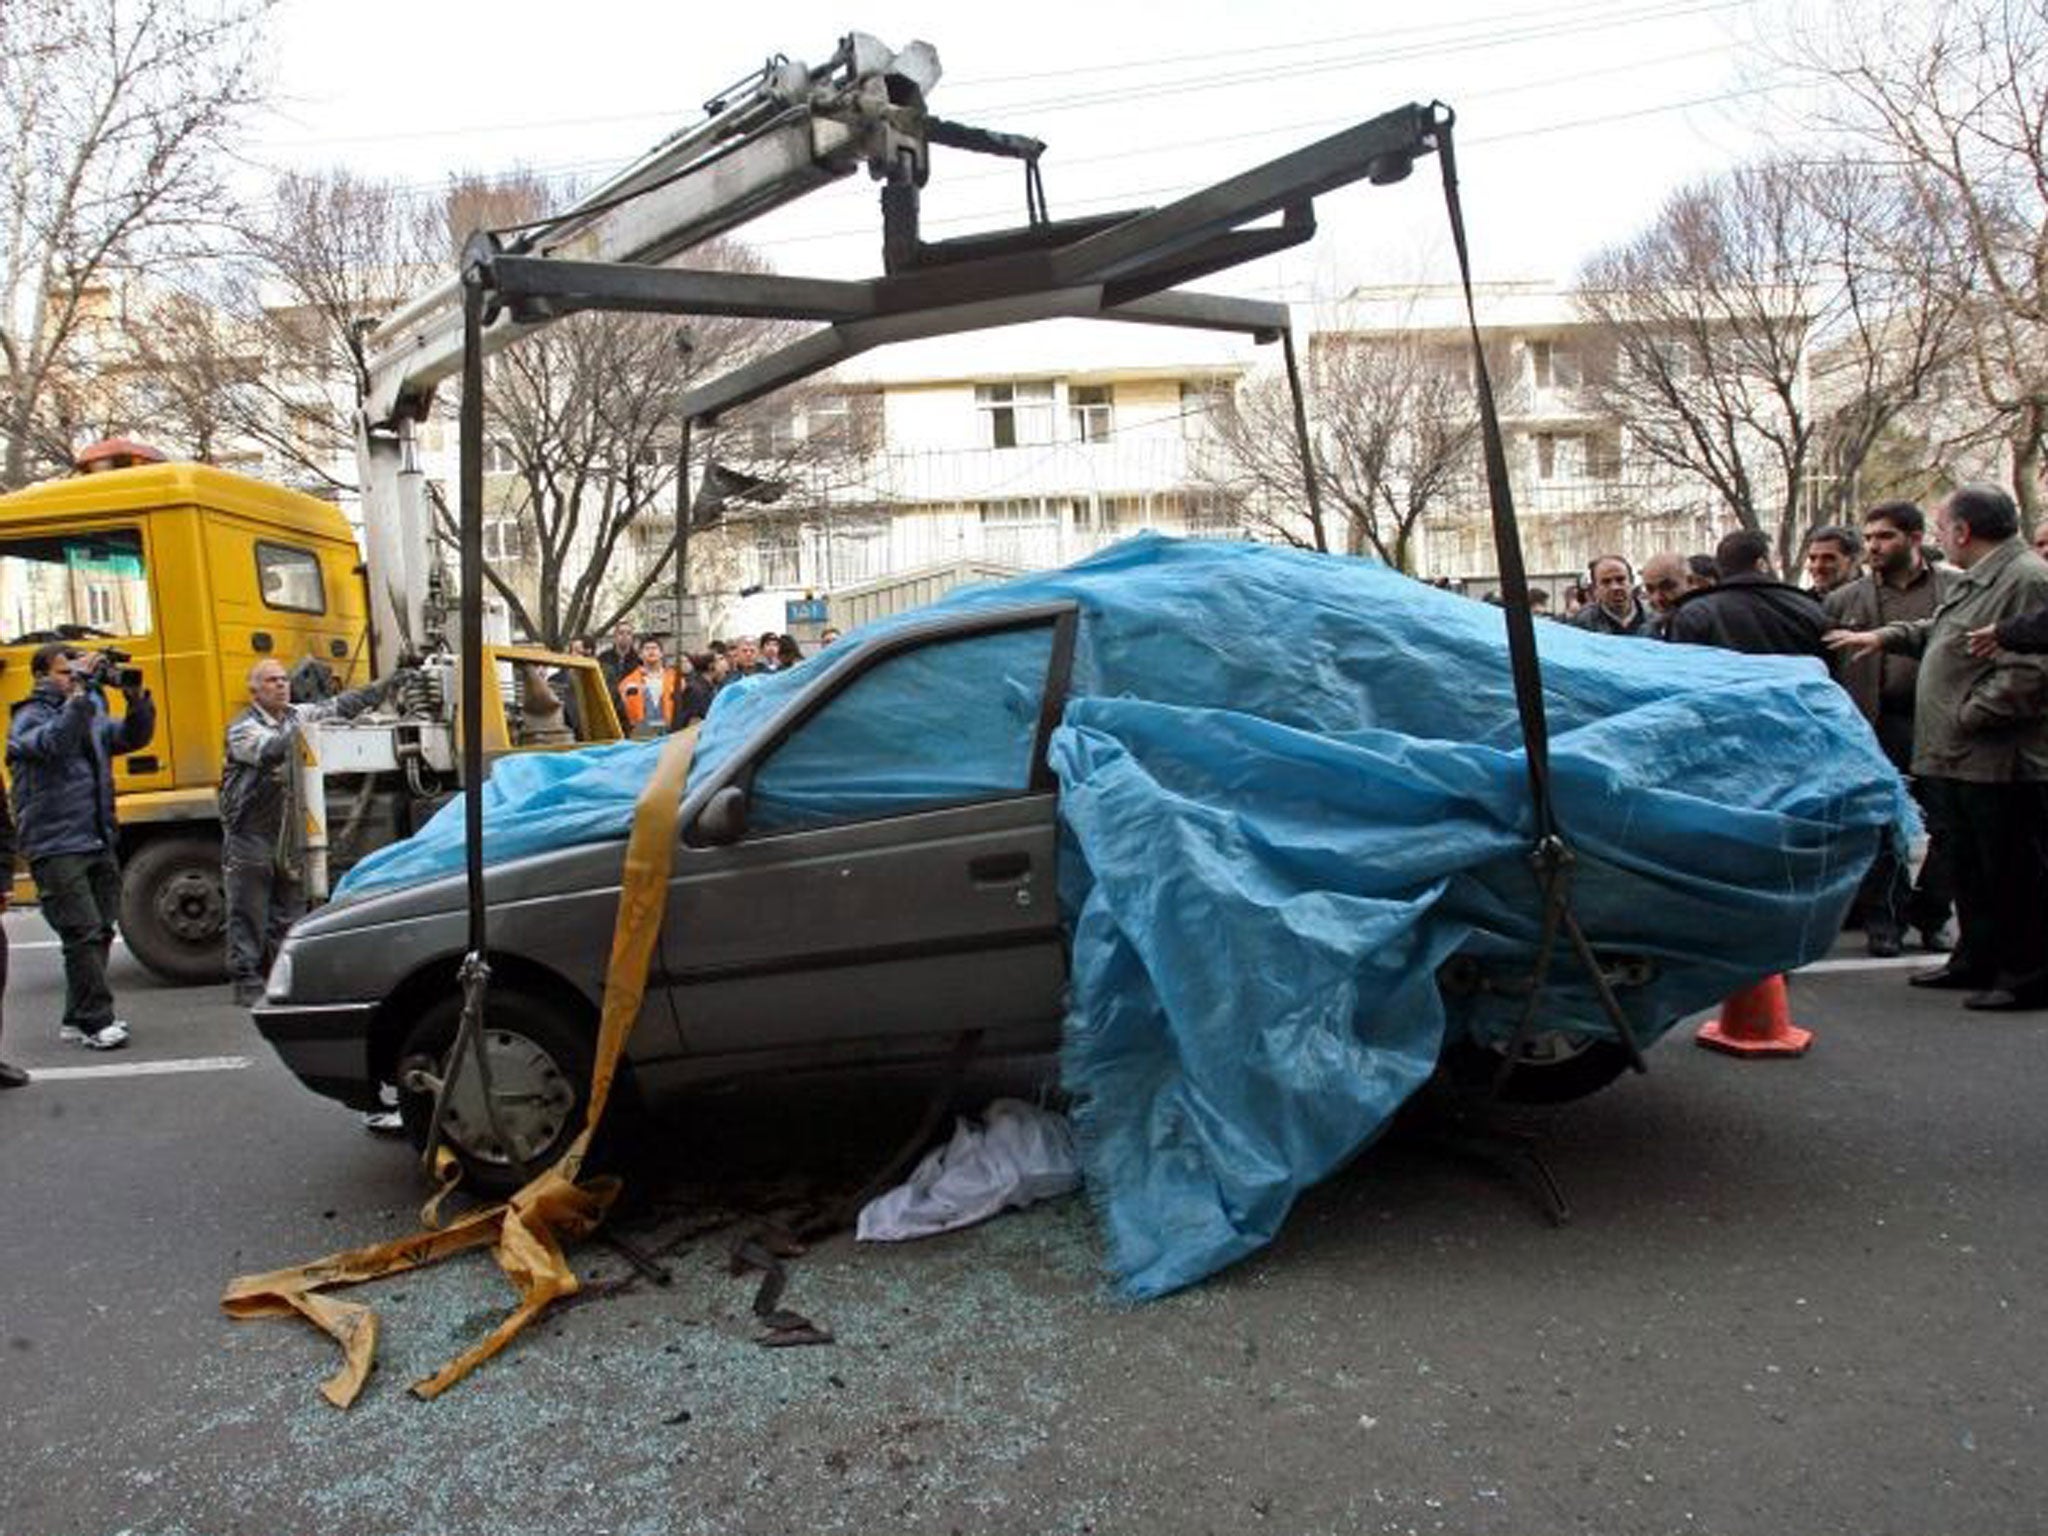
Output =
[{"x1": 855, "y1": 1098, "x2": 1080, "y2": 1242}]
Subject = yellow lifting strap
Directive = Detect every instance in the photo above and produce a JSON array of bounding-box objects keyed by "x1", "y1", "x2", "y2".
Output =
[{"x1": 221, "y1": 722, "x2": 701, "y2": 1407}]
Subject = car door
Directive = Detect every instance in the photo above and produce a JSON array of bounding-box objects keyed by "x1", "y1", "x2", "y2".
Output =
[{"x1": 658, "y1": 603, "x2": 1076, "y2": 1062}]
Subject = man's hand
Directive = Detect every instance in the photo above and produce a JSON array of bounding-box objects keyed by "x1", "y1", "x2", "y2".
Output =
[
  {"x1": 1965, "y1": 622, "x2": 2002, "y2": 659},
  {"x1": 1824, "y1": 628, "x2": 1884, "y2": 660}
]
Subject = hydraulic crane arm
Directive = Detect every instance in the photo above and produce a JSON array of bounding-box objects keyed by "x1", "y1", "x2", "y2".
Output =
[{"x1": 361, "y1": 32, "x2": 939, "y2": 429}]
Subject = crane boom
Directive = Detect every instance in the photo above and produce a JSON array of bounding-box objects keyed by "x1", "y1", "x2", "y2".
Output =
[{"x1": 361, "y1": 33, "x2": 938, "y2": 428}]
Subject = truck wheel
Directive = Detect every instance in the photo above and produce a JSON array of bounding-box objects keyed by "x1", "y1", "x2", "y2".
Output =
[
  {"x1": 394, "y1": 990, "x2": 594, "y2": 1197},
  {"x1": 1439, "y1": 1030, "x2": 1635, "y2": 1105},
  {"x1": 119, "y1": 834, "x2": 229, "y2": 984}
]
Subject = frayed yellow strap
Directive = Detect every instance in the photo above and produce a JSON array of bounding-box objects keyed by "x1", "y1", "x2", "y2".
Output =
[{"x1": 223, "y1": 723, "x2": 699, "y2": 1406}]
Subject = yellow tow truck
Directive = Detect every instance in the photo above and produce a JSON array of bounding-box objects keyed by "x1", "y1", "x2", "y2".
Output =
[{"x1": 0, "y1": 445, "x2": 619, "y2": 981}]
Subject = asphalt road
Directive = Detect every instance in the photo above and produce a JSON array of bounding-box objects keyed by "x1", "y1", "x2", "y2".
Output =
[{"x1": 0, "y1": 910, "x2": 2040, "y2": 1536}]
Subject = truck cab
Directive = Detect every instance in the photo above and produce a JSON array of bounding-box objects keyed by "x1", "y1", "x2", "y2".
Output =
[{"x1": 0, "y1": 461, "x2": 372, "y2": 980}]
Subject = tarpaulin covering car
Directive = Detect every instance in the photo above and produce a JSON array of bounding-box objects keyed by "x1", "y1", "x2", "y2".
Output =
[{"x1": 333, "y1": 535, "x2": 1908, "y2": 1297}]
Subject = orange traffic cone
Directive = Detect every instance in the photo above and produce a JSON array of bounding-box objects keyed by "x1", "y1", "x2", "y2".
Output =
[{"x1": 1695, "y1": 974, "x2": 1812, "y2": 1057}]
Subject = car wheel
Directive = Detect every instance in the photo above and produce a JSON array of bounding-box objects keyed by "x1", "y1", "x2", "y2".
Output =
[
  {"x1": 395, "y1": 990, "x2": 593, "y2": 1195},
  {"x1": 118, "y1": 833, "x2": 229, "y2": 984},
  {"x1": 1439, "y1": 1029, "x2": 1634, "y2": 1105}
]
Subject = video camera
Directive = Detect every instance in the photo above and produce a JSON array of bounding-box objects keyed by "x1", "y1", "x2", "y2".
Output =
[{"x1": 81, "y1": 645, "x2": 145, "y2": 692}]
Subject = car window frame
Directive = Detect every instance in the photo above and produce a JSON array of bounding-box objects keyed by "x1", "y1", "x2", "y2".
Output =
[
  {"x1": 0, "y1": 522, "x2": 155, "y2": 642},
  {"x1": 681, "y1": 599, "x2": 1079, "y2": 846}
]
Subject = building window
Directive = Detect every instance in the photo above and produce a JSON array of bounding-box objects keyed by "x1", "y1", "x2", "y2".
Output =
[
  {"x1": 1530, "y1": 339, "x2": 1579, "y2": 389},
  {"x1": 1070, "y1": 384, "x2": 1113, "y2": 443},
  {"x1": 482, "y1": 518, "x2": 525, "y2": 562},
  {"x1": 1085, "y1": 496, "x2": 1148, "y2": 536},
  {"x1": 1180, "y1": 380, "x2": 1235, "y2": 438},
  {"x1": 747, "y1": 410, "x2": 802, "y2": 459},
  {"x1": 1587, "y1": 433, "x2": 1622, "y2": 480},
  {"x1": 1180, "y1": 493, "x2": 1240, "y2": 538},
  {"x1": 811, "y1": 517, "x2": 890, "y2": 586},
  {"x1": 1534, "y1": 433, "x2": 1558, "y2": 480},
  {"x1": 979, "y1": 498, "x2": 1061, "y2": 565},
  {"x1": 483, "y1": 439, "x2": 518, "y2": 475},
  {"x1": 976, "y1": 381, "x2": 1055, "y2": 449},
  {"x1": 752, "y1": 526, "x2": 801, "y2": 588},
  {"x1": 806, "y1": 394, "x2": 851, "y2": 451}
]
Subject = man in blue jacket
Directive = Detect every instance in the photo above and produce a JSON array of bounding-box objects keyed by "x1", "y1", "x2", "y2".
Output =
[{"x1": 6, "y1": 643, "x2": 156, "y2": 1050}]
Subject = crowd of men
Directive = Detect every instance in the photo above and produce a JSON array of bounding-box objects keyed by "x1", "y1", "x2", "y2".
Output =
[
  {"x1": 1531, "y1": 488, "x2": 2048, "y2": 1013},
  {"x1": 584, "y1": 620, "x2": 836, "y2": 741}
]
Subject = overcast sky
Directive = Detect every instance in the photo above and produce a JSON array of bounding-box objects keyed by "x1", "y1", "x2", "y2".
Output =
[{"x1": 251, "y1": 0, "x2": 1819, "y2": 306}]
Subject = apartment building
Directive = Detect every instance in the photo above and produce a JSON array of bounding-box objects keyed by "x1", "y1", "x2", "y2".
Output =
[
  {"x1": 1324, "y1": 282, "x2": 1770, "y2": 588},
  {"x1": 683, "y1": 320, "x2": 1260, "y2": 641}
]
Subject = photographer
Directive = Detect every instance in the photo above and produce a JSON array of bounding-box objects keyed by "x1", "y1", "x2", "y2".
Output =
[{"x1": 6, "y1": 644, "x2": 156, "y2": 1051}]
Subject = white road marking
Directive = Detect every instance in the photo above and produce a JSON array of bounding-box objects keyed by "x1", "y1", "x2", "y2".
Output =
[
  {"x1": 1798, "y1": 955, "x2": 1935, "y2": 975},
  {"x1": 27, "y1": 1055, "x2": 252, "y2": 1082}
]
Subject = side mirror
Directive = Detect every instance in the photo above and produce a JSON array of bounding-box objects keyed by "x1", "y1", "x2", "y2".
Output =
[{"x1": 693, "y1": 784, "x2": 748, "y2": 846}]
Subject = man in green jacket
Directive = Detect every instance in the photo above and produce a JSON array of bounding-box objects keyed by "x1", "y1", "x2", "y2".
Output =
[{"x1": 1828, "y1": 485, "x2": 2048, "y2": 1011}]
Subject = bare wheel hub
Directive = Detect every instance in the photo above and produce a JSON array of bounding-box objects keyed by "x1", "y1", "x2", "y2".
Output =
[
  {"x1": 155, "y1": 868, "x2": 224, "y2": 942},
  {"x1": 434, "y1": 1028, "x2": 577, "y2": 1169}
]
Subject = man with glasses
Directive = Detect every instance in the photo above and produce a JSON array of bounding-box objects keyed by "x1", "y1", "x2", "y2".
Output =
[{"x1": 6, "y1": 643, "x2": 156, "y2": 1050}]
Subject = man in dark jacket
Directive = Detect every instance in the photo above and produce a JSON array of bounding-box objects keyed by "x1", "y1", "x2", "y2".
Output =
[
  {"x1": 6, "y1": 643, "x2": 156, "y2": 1050},
  {"x1": 1569, "y1": 555, "x2": 1653, "y2": 636},
  {"x1": 595, "y1": 621, "x2": 639, "y2": 723},
  {"x1": 1827, "y1": 502, "x2": 1957, "y2": 954},
  {"x1": 1663, "y1": 530, "x2": 1829, "y2": 659},
  {"x1": 220, "y1": 659, "x2": 392, "y2": 1006}
]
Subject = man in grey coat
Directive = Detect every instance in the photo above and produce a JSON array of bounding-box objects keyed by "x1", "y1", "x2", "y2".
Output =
[
  {"x1": 1828, "y1": 485, "x2": 2048, "y2": 1011},
  {"x1": 220, "y1": 659, "x2": 393, "y2": 1007}
]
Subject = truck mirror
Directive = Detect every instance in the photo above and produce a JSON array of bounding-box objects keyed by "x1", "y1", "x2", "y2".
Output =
[{"x1": 693, "y1": 784, "x2": 748, "y2": 846}]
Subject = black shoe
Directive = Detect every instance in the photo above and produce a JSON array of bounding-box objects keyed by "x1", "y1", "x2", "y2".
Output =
[
  {"x1": 0, "y1": 1061, "x2": 27, "y2": 1089},
  {"x1": 1866, "y1": 930, "x2": 1903, "y2": 958},
  {"x1": 1908, "y1": 965, "x2": 1991, "y2": 991},
  {"x1": 1915, "y1": 927, "x2": 1953, "y2": 954},
  {"x1": 1962, "y1": 989, "x2": 2047, "y2": 1012}
]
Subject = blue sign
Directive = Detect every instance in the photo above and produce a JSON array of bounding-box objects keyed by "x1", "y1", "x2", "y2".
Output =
[{"x1": 786, "y1": 597, "x2": 829, "y2": 626}]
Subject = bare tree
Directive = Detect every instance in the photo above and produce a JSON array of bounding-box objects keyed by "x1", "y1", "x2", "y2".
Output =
[
  {"x1": 1793, "y1": 0, "x2": 2048, "y2": 522},
  {"x1": 1576, "y1": 155, "x2": 1953, "y2": 567},
  {"x1": 98, "y1": 281, "x2": 261, "y2": 460},
  {"x1": 1799, "y1": 161, "x2": 1965, "y2": 523},
  {"x1": 229, "y1": 170, "x2": 447, "y2": 490},
  {"x1": 1202, "y1": 326, "x2": 1479, "y2": 570},
  {"x1": 427, "y1": 174, "x2": 860, "y2": 646},
  {"x1": 0, "y1": 0, "x2": 273, "y2": 488}
]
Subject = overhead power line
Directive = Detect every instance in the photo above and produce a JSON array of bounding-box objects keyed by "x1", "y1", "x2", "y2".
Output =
[{"x1": 257, "y1": 0, "x2": 1753, "y2": 152}]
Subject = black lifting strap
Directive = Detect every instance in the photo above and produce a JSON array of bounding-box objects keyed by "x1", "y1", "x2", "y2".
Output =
[{"x1": 1430, "y1": 107, "x2": 1646, "y2": 1086}]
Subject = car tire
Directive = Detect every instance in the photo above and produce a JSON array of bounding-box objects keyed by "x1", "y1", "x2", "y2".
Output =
[
  {"x1": 395, "y1": 989, "x2": 595, "y2": 1196},
  {"x1": 119, "y1": 833, "x2": 230, "y2": 984},
  {"x1": 1439, "y1": 1030, "x2": 1635, "y2": 1105}
]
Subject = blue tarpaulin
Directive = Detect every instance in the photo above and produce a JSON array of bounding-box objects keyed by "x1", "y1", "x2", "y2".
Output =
[{"x1": 336, "y1": 537, "x2": 1908, "y2": 1297}]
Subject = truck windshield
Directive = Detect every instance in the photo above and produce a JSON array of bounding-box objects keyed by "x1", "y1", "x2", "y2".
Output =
[{"x1": 0, "y1": 528, "x2": 152, "y2": 643}]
